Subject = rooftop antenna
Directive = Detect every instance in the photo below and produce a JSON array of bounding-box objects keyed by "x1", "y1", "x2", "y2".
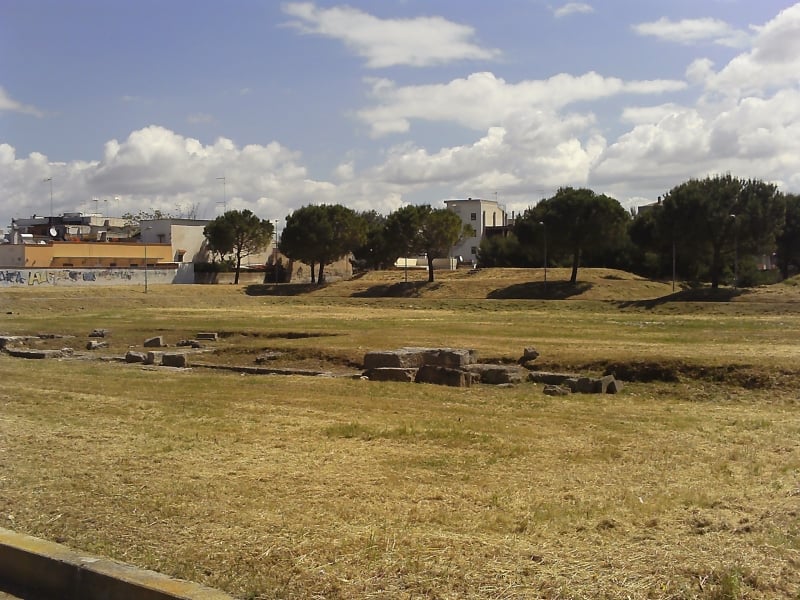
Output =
[{"x1": 43, "y1": 177, "x2": 53, "y2": 220}]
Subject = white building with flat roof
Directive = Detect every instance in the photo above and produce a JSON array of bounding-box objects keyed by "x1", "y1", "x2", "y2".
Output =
[{"x1": 444, "y1": 198, "x2": 508, "y2": 265}]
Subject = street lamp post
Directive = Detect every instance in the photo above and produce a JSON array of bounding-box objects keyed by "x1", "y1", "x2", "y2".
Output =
[
  {"x1": 143, "y1": 226, "x2": 152, "y2": 293},
  {"x1": 43, "y1": 177, "x2": 53, "y2": 218},
  {"x1": 730, "y1": 214, "x2": 738, "y2": 289},
  {"x1": 216, "y1": 177, "x2": 227, "y2": 212},
  {"x1": 272, "y1": 219, "x2": 280, "y2": 283}
]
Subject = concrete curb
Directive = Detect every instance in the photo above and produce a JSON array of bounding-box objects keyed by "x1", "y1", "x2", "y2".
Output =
[{"x1": 0, "y1": 527, "x2": 234, "y2": 600}]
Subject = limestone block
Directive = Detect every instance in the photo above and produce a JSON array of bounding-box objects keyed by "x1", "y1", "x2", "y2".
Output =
[
  {"x1": 528, "y1": 371, "x2": 575, "y2": 385},
  {"x1": 466, "y1": 364, "x2": 526, "y2": 385},
  {"x1": 364, "y1": 367, "x2": 418, "y2": 382},
  {"x1": 575, "y1": 377, "x2": 599, "y2": 394},
  {"x1": 143, "y1": 336, "x2": 165, "y2": 348},
  {"x1": 162, "y1": 353, "x2": 189, "y2": 368},
  {"x1": 144, "y1": 351, "x2": 163, "y2": 366},
  {"x1": 196, "y1": 332, "x2": 218, "y2": 341},
  {"x1": 86, "y1": 340, "x2": 109, "y2": 350},
  {"x1": 6, "y1": 348, "x2": 62, "y2": 359},
  {"x1": 125, "y1": 351, "x2": 146, "y2": 363},
  {"x1": 89, "y1": 329, "x2": 110, "y2": 338},
  {"x1": 606, "y1": 378, "x2": 624, "y2": 394},
  {"x1": 598, "y1": 375, "x2": 616, "y2": 394},
  {"x1": 419, "y1": 348, "x2": 477, "y2": 368},
  {"x1": 363, "y1": 349, "x2": 426, "y2": 370},
  {"x1": 415, "y1": 365, "x2": 473, "y2": 388}
]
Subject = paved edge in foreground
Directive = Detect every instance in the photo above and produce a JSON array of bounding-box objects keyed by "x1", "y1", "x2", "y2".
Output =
[{"x1": 0, "y1": 527, "x2": 234, "y2": 600}]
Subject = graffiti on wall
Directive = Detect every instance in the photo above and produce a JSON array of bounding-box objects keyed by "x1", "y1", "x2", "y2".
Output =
[
  {"x1": 0, "y1": 271, "x2": 26, "y2": 284},
  {"x1": 0, "y1": 268, "x2": 179, "y2": 287}
]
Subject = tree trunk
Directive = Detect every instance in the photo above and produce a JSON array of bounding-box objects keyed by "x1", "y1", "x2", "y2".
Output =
[
  {"x1": 570, "y1": 248, "x2": 581, "y2": 284},
  {"x1": 310, "y1": 262, "x2": 316, "y2": 283},
  {"x1": 710, "y1": 245, "x2": 721, "y2": 289},
  {"x1": 427, "y1": 255, "x2": 435, "y2": 282},
  {"x1": 234, "y1": 251, "x2": 242, "y2": 285},
  {"x1": 317, "y1": 262, "x2": 326, "y2": 284}
]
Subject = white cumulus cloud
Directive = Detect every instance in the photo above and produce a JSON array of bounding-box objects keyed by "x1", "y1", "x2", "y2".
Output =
[
  {"x1": 553, "y1": 3, "x2": 595, "y2": 19},
  {"x1": 700, "y1": 3, "x2": 800, "y2": 97},
  {"x1": 0, "y1": 87, "x2": 45, "y2": 117},
  {"x1": 357, "y1": 71, "x2": 686, "y2": 137},
  {"x1": 632, "y1": 17, "x2": 751, "y2": 47},
  {"x1": 282, "y1": 2, "x2": 500, "y2": 68}
]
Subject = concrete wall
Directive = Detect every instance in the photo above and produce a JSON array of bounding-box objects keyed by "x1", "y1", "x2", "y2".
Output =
[
  {"x1": 0, "y1": 245, "x2": 26, "y2": 268},
  {"x1": 0, "y1": 265, "x2": 194, "y2": 286}
]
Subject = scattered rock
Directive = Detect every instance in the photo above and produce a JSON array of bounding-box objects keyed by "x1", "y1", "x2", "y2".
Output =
[
  {"x1": 519, "y1": 347, "x2": 540, "y2": 364},
  {"x1": 86, "y1": 340, "x2": 109, "y2": 350},
  {"x1": 143, "y1": 336, "x2": 165, "y2": 348},
  {"x1": 89, "y1": 329, "x2": 110, "y2": 338},
  {"x1": 176, "y1": 339, "x2": 202, "y2": 348},
  {"x1": 196, "y1": 332, "x2": 218, "y2": 341},
  {"x1": 255, "y1": 351, "x2": 283, "y2": 364},
  {"x1": 543, "y1": 384, "x2": 571, "y2": 396}
]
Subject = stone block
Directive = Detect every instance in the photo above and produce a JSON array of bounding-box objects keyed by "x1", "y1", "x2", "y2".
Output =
[
  {"x1": 143, "y1": 336, "x2": 165, "y2": 348},
  {"x1": 527, "y1": 371, "x2": 576, "y2": 385},
  {"x1": 162, "y1": 353, "x2": 188, "y2": 368},
  {"x1": 606, "y1": 378, "x2": 624, "y2": 394},
  {"x1": 364, "y1": 367, "x2": 418, "y2": 382},
  {"x1": 598, "y1": 375, "x2": 616, "y2": 394},
  {"x1": 363, "y1": 349, "x2": 426, "y2": 370},
  {"x1": 6, "y1": 348, "x2": 62, "y2": 359},
  {"x1": 196, "y1": 332, "x2": 218, "y2": 341},
  {"x1": 86, "y1": 340, "x2": 109, "y2": 350},
  {"x1": 415, "y1": 365, "x2": 473, "y2": 388},
  {"x1": 89, "y1": 329, "x2": 110, "y2": 338},
  {"x1": 419, "y1": 348, "x2": 476, "y2": 368},
  {"x1": 575, "y1": 377, "x2": 599, "y2": 394},
  {"x1": 125, "y1": 351, "x2": 146, "y2": 363},
  {"x1": 520, "y1": 347, "x2": 540, "y2": 362},
  {"x1": 144, "y1": 351, "x2": 163, "y2": 365},
  {"x1": 466, "y1": 364, "x2": 526, "y2": 385}
]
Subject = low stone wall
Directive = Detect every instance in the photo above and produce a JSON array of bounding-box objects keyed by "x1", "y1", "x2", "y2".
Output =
[
  {"x1": 0, "y1": 526, "x2": 233, "y2": 599},
  {"x1": 0, "y1": 265, "x2": 193, "y2": 287}
]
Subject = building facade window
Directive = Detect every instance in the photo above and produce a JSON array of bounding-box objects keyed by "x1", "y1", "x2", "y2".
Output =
[{"x1": 470, "y1": 213, "x2": 477, "y2": 221}]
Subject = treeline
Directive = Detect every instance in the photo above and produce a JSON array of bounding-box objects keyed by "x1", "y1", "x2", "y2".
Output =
[
  {"x1": 202, "y1": 174, "x2": 799, "y2": 288},
  {"x1": 480, "y1": 175, "x2": 800, "y2": 288},
  {"x1": 203, "y1": 203, "x2": 473, "y2": 285}
]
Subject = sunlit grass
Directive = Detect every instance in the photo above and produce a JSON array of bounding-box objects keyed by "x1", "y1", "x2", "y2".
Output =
[{"x1": 2, "y1": 270, "x2": 800, "y2": 598}]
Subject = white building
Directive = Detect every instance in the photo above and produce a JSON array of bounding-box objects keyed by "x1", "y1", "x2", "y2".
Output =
[{"x1": 444, "y1": 198, "x2": 508, "y2": 265}]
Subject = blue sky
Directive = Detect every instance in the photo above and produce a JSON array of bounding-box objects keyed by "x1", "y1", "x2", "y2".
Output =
[{"x1": 2, "y1": 0, "x2": 799, "y2": 229}]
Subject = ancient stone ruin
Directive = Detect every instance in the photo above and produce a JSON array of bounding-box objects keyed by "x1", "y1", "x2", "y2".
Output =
[{"x1": 362, "y1": 346, "x2": 623, "y2": 394}]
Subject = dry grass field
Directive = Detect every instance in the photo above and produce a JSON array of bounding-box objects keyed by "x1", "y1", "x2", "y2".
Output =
[{"x1": 1, "y1": 268, "x2": 799, "y2": 599}]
